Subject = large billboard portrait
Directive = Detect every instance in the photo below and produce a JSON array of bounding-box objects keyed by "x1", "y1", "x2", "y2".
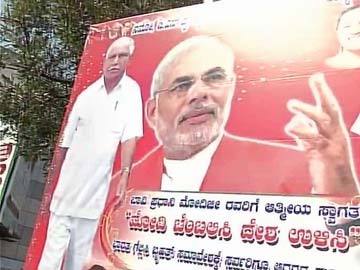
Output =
[{"x1": 25, "y1": 1, "x2": 360, "y2": 270}]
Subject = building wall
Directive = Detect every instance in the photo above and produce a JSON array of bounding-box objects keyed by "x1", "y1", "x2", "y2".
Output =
[{"x1": 0, "y1": 157, "x2": 46, "y2": 270}]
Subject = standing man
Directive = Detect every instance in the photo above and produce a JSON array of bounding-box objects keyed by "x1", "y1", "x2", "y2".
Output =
[
  {"x1": 39, "y1": 36, "x2": 143, "y2": 270},
  {"x1": 129, "y1": 35, "x2": 359, "y2": 197}
]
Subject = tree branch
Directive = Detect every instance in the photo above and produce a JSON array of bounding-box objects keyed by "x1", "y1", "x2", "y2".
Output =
[
  {"x1": 1, "y1": 63, "x2": 72, "y2": 86},
  {"x1": 39, "y1": 71, "x2": 73, "y2": 85}
]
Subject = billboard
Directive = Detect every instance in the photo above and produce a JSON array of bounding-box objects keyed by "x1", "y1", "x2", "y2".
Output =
[{"x1": 25, "y1": 1, "x2": 360, "y2": 269}]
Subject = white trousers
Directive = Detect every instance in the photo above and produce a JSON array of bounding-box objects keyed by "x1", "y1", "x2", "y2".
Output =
[{"x1": 38, "y1": 212, "x2": 99, "y2": 270}]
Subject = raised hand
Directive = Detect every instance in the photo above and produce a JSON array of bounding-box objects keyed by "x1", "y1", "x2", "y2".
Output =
[{"x1": 285, "y1": 73, "x2": 359, "y2": 196}]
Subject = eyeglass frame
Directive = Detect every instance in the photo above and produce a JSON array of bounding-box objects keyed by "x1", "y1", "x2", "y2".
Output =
[{"x1": 152, "y1": 66, "x2": 235, "y2": 97}]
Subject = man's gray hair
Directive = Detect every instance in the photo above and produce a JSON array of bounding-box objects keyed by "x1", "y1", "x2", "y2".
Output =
[
  {"x1": 150, "y1": 35, "x2": 235, "y2": 98},
  {"x1": 106, "y1": 36, "x2": 135, "y2": 58}
]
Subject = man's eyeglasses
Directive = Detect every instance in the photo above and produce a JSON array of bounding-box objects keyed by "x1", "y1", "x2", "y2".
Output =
[{"x1": 153, "y1": 67, "x2": 233, "y2": 97}]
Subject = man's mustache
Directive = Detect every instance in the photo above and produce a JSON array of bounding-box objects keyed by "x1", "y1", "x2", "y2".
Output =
[
  {"x1": 177, "y1": 104, "x2": 217, "y2": 125},
  {"x1": 108, "y1": 66, "x2": 121, "y2": 71}
]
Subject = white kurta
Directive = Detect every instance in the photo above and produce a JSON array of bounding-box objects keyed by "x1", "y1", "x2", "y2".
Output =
[
  {"x1": 50, "y1": 74, "x2": 143, "y2": 219},
  {"x1": 161, "y1": 136, "x2": 222, "y2": 192}
]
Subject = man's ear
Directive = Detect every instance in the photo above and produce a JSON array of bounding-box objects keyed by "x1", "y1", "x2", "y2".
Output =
[{"x1": 145, "y1": 98, "x2": 156, "y2": 129}]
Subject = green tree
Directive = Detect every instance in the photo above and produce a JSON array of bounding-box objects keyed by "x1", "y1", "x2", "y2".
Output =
[{"x1": 0, "y1": 0, "x2": 203, "y2": 162}]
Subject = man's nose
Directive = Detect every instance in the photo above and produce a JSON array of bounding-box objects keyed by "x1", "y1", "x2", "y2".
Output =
[
  {"x1": 186, "y1": 79, "x2": 209, "y2": 103},
  {"x1": 114, "y1": 54, "x2": 120, "y2": 63}
]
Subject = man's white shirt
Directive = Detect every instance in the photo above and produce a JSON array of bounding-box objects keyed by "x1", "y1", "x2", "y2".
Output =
[
  {"x1": 161, "y1": 136, "x2": 222, "y2": 192},
  {"x1": 50, "y1": 74, "x2": 143, "y2": 219}
]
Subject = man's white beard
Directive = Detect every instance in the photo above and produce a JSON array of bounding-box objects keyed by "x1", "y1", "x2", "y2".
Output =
[{"x1": 155, "y1": 116, "x2": 222, "y2": 155}]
